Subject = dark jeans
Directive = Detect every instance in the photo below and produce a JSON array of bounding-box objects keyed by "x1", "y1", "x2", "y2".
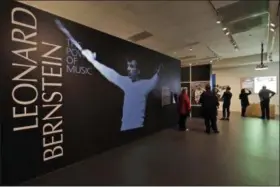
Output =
[
  {"x1": 241, "y1": 106, "x2": 247, "y2": 117},
  {"x1": 179, "y1": 114, "x2": 188, "y2": 130},
  {"x1": 222, "y1": 104, "x2": 230, "y2": 118},
  {"x1": 204, "y1": 114, "x2": 218, "y2": 132},
  {"x1": 260, "y1": 99, "x2": 270, "y2": 119}
]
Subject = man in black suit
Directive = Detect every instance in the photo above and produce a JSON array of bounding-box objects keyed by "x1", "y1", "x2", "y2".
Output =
[
  {"x1": 258, "y1": 86, "x2": 276, "y2": 120},
  {"x1": 199, "y1": 84, "x2": 220, "y2": 134},
  {"x1": 220, "y1": 86, "x2": 232, "y2": 120}
]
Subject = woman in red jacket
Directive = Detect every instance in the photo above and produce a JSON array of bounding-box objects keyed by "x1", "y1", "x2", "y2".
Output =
[{"x1": 178, "y1": 88, "x2": 191, "y2": 131}]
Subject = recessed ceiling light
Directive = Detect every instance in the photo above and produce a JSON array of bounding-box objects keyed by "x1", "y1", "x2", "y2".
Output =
[
  {"x1": 270, "y1": 28, "x2": 275, "y2": 32},
  {"x1": 270, "y1": 23, "x2": 275, "y2": 27},
  {"x1": 222, "y1": 27, "x2": 227, "y2": 31},
  {"x1": 226, "y1": 32, "x2": 230, "y2": 35},
  {"x1": 210, "y1": 60, "x2": 213, "y2": 63},
  {"x1": 173, "y1": 52, "x2": 177, "y2": 54},
  {"x1": 189, "y1": 48, "x2": 193, "y2": 51},
  {"x1": 216, "y1": 20, "x2": 221, "y2": 24}
]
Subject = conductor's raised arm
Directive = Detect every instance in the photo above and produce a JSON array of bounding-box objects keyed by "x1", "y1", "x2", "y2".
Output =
[
  {"x1": 82, "y1": 49, "x2": 126, "y2": 89},
  {"x1": 145, "y1": 64, "x2": 162, "y2": 92}
]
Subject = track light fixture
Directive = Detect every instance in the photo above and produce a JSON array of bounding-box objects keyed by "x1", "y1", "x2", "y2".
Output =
[
  {"x1": 210, "y1": 1, "x2": 239, "y2": 52},
  {"x1": 270, "y1": 23, "x2": 275, "y2": 27},
  {"x1": 228, "y1": 37, "x2": 239, "y2": 51},
  {"x1": 269, "y1": 22, "x2": 277, "y2": 32},
  {"x1": 220, "y1": 22, "x2": 236, "y2": 50}
]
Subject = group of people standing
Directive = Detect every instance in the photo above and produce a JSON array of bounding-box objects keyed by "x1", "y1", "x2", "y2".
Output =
[
  {"x1": 177, "y1": 84, "x2": 276, "y2": 134},
  {"x1": 178, "y1": 84, "x2": 219, "y2": 134},
  {"x1": 220, "y1": 85, "x2": 276, "y2": 120}
]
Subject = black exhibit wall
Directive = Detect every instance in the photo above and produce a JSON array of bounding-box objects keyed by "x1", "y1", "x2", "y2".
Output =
[
  {"x1": 180, "y1": 64, "x2": 211, "y2": 117},
  {"x1": 0, "y1": 1, "x2": 181, "y2": 185},
  {"x1": 181, "y1": 66, "x2": 190, "y2": 82}
]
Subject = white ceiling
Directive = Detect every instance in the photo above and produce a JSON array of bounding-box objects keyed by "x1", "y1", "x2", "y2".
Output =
[{"x1": 21, "y1": 1, "x2": 279, "y2": 68}]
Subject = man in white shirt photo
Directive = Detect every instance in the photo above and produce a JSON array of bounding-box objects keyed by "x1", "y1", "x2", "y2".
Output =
[
  {"x1": 81, "y1": 50, "x2": 161, "y2": 131},
  {"x1": 55, "y1": 19, "x2": 162, "y2": 131}
]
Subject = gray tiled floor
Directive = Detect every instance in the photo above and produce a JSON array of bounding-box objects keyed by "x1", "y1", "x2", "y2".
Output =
[{"x1": 23, "y1": 113, "x2": 279, "y2": 186}]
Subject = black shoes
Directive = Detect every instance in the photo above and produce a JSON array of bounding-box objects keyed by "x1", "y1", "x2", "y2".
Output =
[
  {"x1": 220, "y1": 118, "x2": 230, "y2": 121},
  {"x1": 205, "y1": 129, "x2": 219, "y2": 134}
]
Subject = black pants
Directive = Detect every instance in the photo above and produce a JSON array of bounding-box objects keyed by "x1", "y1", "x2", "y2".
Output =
[
  {"x1": 241, "y1": 106, "x2": 247, "y2": 117},
  {"x1": 222, "y1": 104, "x2": 230, "y2": 118},
  {"x1": 179, "y1": 114, "x2": 188, "y2": 130},
  {"x1": 260, "y1": 99, "x2": 270, "y2": 119},
  {"x1": 204, "y1": 114, "x2": 218, "y2": 132}
]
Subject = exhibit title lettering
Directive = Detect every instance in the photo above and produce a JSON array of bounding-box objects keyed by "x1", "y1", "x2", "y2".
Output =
[
  {"x1": 66, "y1": 39, "x2": 92, "y2": 75},
  {"x1": 10, "y1": 7, "x2": 64, "y2": 162}
]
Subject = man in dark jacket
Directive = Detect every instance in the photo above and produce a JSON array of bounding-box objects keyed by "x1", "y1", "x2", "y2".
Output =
[
  {"x1": 239, "y1": 88, "x2": 252, "y2": 117},
  {"x1": 258, "y1": 86, "x2": 275, "y2": 120},
  {"x1": 220, "y1": 86, "x2": 232, "y2": 120},
  {"x1": 199, "y1": 84, "x2": 220, "y2": 134}
]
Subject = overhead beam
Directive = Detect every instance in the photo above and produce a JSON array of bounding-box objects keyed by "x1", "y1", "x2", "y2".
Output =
[
  {"x1": 266, "y1": 0, "x2": 279, "y2": 62},
  {"x1": 277, "y1": 0, "x2": 280, "y2": 16},
  {"x1": 207, "y1": 0, "x2": 239, "y2": 51},
  {"x1": 181, "y1": 53, "x2": 269, "y2": 68},
  {"x1": 226, "y1": 12, "x2": 268, "y2": 25}
]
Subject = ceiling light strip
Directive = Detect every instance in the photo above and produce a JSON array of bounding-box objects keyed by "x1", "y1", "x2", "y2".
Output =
[
  {"x1": 206, "y1": 45, "x2": 220, "y2": 62},
  {"x1": 208, "y1": 0, "x2": 239, "y2": 51}
]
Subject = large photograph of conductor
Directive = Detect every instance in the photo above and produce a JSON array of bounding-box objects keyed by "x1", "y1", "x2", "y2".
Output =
[{"x1": 55, "y1": 19, "x2": 162, "y2": 131}]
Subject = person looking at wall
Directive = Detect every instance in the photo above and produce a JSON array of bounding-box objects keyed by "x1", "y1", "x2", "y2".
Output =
[{"x1": 239, "y1": 88, "x2": 252, "y2": 117}]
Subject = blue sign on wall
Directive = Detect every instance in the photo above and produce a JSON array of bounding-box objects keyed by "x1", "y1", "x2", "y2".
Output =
[{"x1": 210, "y1": 74, "x2": 216, "y2": 90}]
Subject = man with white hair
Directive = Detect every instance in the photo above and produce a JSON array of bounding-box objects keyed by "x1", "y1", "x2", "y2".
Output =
[{"x1": 258, "y1": 85, "x2": 275, "y2": 120}]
